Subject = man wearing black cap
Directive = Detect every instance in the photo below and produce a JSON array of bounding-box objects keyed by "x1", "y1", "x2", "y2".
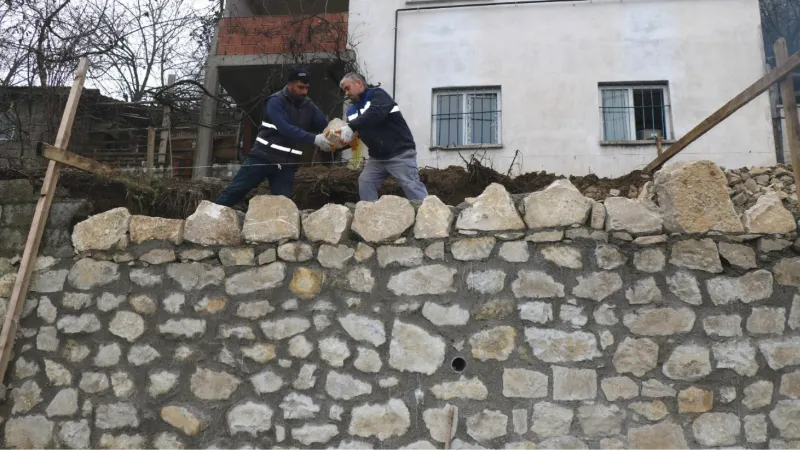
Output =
[{"x1": 215, "y1": 67, "x2": 333, "y2": 206}]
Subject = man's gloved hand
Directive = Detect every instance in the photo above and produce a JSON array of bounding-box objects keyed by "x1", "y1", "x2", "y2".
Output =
[
  {"x1": 337, "y1": 125, "x2": 354, "y2": 144},
  {"x1": 314, "y1": 134, "x2": 333, "y2": 152}
]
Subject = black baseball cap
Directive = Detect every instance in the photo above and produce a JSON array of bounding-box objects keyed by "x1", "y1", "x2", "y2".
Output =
[{"x1": 288, "y1": 67, "x2": 310, "y2": 83}]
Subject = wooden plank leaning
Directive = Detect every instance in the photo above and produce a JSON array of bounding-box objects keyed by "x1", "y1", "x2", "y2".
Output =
[
  {"x1": 776, "y1": 38, "x2": 800, "y2": 194},
  {"x1": 644, "y1": 44, "x2": 800, "y2": 174},
  {"x1": 0, "y1": 58, "x2": 90, "y2": 386}
]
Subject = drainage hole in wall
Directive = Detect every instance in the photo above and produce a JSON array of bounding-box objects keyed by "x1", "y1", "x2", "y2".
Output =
[{"x1": 451, "y1": 357, "x2": 467, "y2": 373}]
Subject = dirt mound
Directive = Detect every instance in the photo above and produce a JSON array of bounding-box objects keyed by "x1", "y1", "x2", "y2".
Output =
[{"x1": 0, "y1": 158, "x2": 651, "y2": 219}]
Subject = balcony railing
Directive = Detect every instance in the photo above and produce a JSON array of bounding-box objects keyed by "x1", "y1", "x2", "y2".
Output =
[{"x1": 216, "y1": 13, "x2": 348, "y2": 56}]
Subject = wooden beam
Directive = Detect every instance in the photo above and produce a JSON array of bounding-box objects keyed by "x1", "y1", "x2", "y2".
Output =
[
  {"x1": 146, "y1": 126, "x2": 156, "y2": 174},
  {"x1": 42, "y1": 144, "x2": 115, "y2": 176},
  {"x1": 776, "y1": 38, "x2": 800, "y2": 194},
  {"x1": 644, "y1": 45, "x2": 800, "y2": 173},
  {"x1": 0, "y1": 58, "x2": 90, "y2": 385},
  {"x1": 158, "y1": 74, "x2": 176, "y2": 165}
]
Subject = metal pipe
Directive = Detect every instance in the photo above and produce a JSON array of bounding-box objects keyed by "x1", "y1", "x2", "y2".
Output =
[{"x1": 392, "y1": 0, "x2": 589, "y2": 97}]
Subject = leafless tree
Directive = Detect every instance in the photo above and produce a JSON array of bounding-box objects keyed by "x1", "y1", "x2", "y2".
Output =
[{"x1": 761, "y1": 0, "x2": 800, "y2": 65}]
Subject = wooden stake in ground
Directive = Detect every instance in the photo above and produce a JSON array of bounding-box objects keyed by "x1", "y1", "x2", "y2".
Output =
[
  {"x1": 147, "y1": 126, "x2": 156, "y2": 175},
  {"x1": 644, "y1": 42, "x2": 800, "y2": 173},
  {"x1": 158, "y1": 74, "x2": 176, "y2": 165},
  {"x1": 775, "y1": 38, "x2": 800, "y2": 193},
  {"x1": 0, "y1": 58, "x2": 90, "y2": 385}
]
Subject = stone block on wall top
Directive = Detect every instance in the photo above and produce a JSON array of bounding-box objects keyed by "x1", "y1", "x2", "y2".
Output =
[
  {"x1": 352, "y1": 195, "x2": 415, "y2": 243},
  {"x1": 414, "y1": 195, "x2": 453, "y2": 239},
  {"x1": 522, "y1": 179, "x2": 592, "y2": 229},
  {"x1": 456, "y1": 183, "x2": 525, "y2": 231},
  {"x1": 654, "y1": 160, "x2": 744, "y2": 233},
  {"x1": 184, "y1": 200, "x2": 241, "y2": 246},
  {"x1": 743, "y1": 192, "x2": 797, "y2": 234},
  {"x1": 71, "y1": 207, "x2": 131, "y2": 252},
  {"x1": 129, "y1": 215, "x2": 184, "y2": 245},
  {"x1": 603, "y1": 197, "x2": 663, "y2": 235},
  {"x1": 243, "y1": 195, "x2": 300, "y2": 243},
  {"x1": 301, "y1": 203, "x2": 352, "y2": 245}
]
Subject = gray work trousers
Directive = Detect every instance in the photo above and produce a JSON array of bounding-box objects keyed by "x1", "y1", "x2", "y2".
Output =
[{"x1": 358, "y1": 149, "x2": 429, "y2": 201}]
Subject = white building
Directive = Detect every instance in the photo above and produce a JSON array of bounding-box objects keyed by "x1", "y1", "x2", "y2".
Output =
[{"x1": 347, "y1": 0, "x2": 776, "y2": 177}]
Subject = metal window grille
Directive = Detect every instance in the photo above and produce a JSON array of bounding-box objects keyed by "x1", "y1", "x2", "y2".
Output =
[
  {"x1": 432, "y1": 87, "x2": 501, "y2": 147},
  {"x1": 0, "y1": 111, "x2": 14, "y2": 141},
  {"x1": 599, "y1": 84, "x2": 673, "y2": 142}
]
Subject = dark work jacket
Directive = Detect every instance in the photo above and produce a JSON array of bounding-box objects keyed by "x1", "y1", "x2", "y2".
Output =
[
  {"x1": 345, "y1": 87, "x2": 415, "y2": 160},
  {"x1": 249, "y1": 87, "x2": 328, "y2": 168}
]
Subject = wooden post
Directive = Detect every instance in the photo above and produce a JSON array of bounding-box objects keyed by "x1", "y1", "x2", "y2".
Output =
[
  {"x1": 158, "y1": 74, "x2": 176, "y2": 164},
  {"x1": 776, "y1": 38, "x2": 800, "y2": 193},
  {"x1": 146, "y1": 126, "x2": 156, "y2": 174},
  {"x1": 656, "y1": 135, "x2": 663, "y2": 156},
  {"x1": 644, "y1": 45, "x2": 800, "y2": 173},
  {"x1": 0, "y1": 58, "x2": 90, "y2": 384}
]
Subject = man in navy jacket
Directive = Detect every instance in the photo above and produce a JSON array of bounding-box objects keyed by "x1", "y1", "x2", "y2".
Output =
[
  {"x1": 215, "y1": 67, "x2": 333, "y2": 206},
  {"x1": 336, "y1": 72, "x2": 428, "y2": 201}
]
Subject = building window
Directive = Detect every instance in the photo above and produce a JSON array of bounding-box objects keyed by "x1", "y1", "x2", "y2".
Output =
[
  {"x1": 0, "y1": 110, "x2": 14, "y2": 141},
  {"x1": 432, "y1": 87, "x2": 501, "y2": 148},
  {"x1": 599, "y1": 83, "x2": 673, "y2": 142}
]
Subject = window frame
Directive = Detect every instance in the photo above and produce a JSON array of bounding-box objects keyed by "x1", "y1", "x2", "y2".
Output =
[
  {"x1": 598, "y1": 82, "x2": 675, "y2": 145},
  {"x1": 431, "y1": 86, "x2": 503, "y2": 149},
  {"x1": 0, "y1": 110, "x2": 15, "y2": 142}
]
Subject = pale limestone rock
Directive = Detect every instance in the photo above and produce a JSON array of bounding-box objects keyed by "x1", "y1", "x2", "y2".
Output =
[
  {"x1": 781, "y1": 370, "x2": 800, "y2": 398},
  {"x1": 160, "y1": 406, "x2": 207, "y2": 436},
  {"x1": 519, "y1": 301, "x2": 553, "y2": 324},
  {"x1": 57, "y1": 313, "x2": 102, "y2": 334},
  {"x1": 718, "y1": 242, "x2": 757, "y2": 269},
  {"x1": 377, "y1": 246, "x2": 423, "y2": 268},
  {"x1": 389, "y1": 320, "x2": 445, "y2": 374},
  {"x1": 189, "y1": 368, "x2": 240, "y2": 400},
  {"x1": 68, "y1": 259, "x2": 119, "y2": 290},
  {"x1": 139, "y1": 248, "x2": 176, "y2": 265},
  {"x1": 655, "y1": 160, "x2": 744, "y2": 233},
  {"x1": 422, "y1": 302, "x2": 470, "y2": 326},
  {"x1": 37, "y1": 296, "x2": 57, "y2": 323},
  {"x1": 512, "y1": 270, "x2": 564, "y2": 298},
  {"x1": 591, "y1": 201, "x2": 606, "y2": 229},
  {"x1": 157, "y1": 318, "x2": 206, "y2": 339},
  {"x1": 451, "y1": 237, "x2": 496, "y2": 261},
  {"x1": 498, "y1": 241, "x2": 529, "y2": 262},
  {"x1": 531, "y1": 401, "x2": 574, "y2": 437},
  {"x1": 236, "y1": 300, "x2": 274, "y2": 319},
  {"x1": 524, "y1": 327, "x2": 600, "y2": 362},
  {"x1": 577, "y1": 404, "x2": 624, "y2": 437},
  {"x1": 292, "y1": 424, "x2": 339, "y2": 445},
  {"x1": 692, "y1": 413, "x2": 740, "y2": 447},
  {"x1": 72, "y1": 207, "x2": 130, "y2": 252},
  {"x1": 633, "y1": 248, "x2": 665, "y2": 273},
  {"x1": 604, "y1": 197, "x2": 663, "y2": 235},
  {"x1": 31, "y1": 269, "x2": 68, "y2": 293},
  {"x1": 601, "y1": 376, "x2": 639, "y2": 401},
  {"x1": 678, "y1": 386, "x2": 713, "y2": 413},
  {"x1": 622, "y1": 307, "x2": 695, "y2": 336},
  {"x1": 129, "y1": 216, "x2": 184, "y2": 245},
  {"x1": 111, "y1": 372, "x2": 134, "y2": 397},
  {"x1": 354, "y1": 347, "x2": 383, "y2": 373},
  {"x1": 706, "y1": 270, "x2": 774, "y2": 304},
  {"x1": 595, "y1": 245, "x2": 627, "y2": 269},
  {"x1": 218, "y1": 247, "x2": 254, "y2": 266},
  {"x1": 743, "y1": 380, "x2": 773, "y2": 410},
  {"x1": 663, "y1": 344, "x2": 712, "y2": 381},
  {"x1": 241, "y1": 195, "x2": 300, "y2": 242},
  {"x1": 129, "y1": 269, "x2": 161, "y2": 288},
  {"x1": 45, "y1": 360, "x2": 71, "y2": 386},
  {"x1": 470, "y1": 326, "x2": 516, "y2": 361},
  {"x1": 4, "y1": 415, "x2": 55, "y2": 448},
  {"x1": 642, "y1": 379, "x2": 676, "y2": 398},
  {"x1": 613, "y1": 337, "x2": 659, "y2": 377},
  {"x1": 277, "y1": 242, "x2": 313, "y2": 262},
  {"x1": 748, "y1": 307, "x2": 786, "y2": 334},
  {"x1": 293, "y1": 365, "x2": 318, "y2": 391},
  {"x1": 12, "y1": 379, "x2": 43, "y2": 414},
  {"x1": 36, "y1": 326, "x2": 58, "y2": 352},
  {"x1": 745, "y1": 414, "x2": 768, "y2": 444},
  {"x1": 79, "y1": 372, "x2": 109, "y2": 393},
  {"x1": 771, "y1": 400, "x2": 800, "y2": 439},
  {"x1": 526, "y1": 229, "x2": 564, "y2": 242},
  {"x1": 257, "y1": 248, "x2": 276, "y2": 265},
  {"x1": 183, "y1": 201, "x2": 241, "y2": 246},
  {"x1": 774, "y1": 258, "x2": 800, "y2": 287},
  {"x1": 541, "y1": 245, "x2": 582, "y2": 269},
  {"x1": 553, "y1": 366, "x2": 597, "y2": 400},
  {"x1": 535, "y1": 436, "x2": 588, "y2": 449},
  {"x1": 703, "y1": 315, "x2": 743, "y2": 337},
  {"x1": 225, "y1": 263, "x2": 285, "y2": 295},
  {"x1": 316, "y1": 244, "x2": 354, "y2": 269},
  {"x1": 349, "y1": 399, "x2": 411, "y2": 441},
  {"x1": 288, "y1": 335, "x2": 313, "y2": 358},
  {"x1": 594, "y1": 304, "x2": 618, "y2": 326},
  {"x1": 354, "y1": 242, "x2": 375, "y2": 262},
  {"x1": 302, "y1": 203, "x2": 352, "y2": 244},
  {"x1": 457, "y1": 183, "x2": 525, "y2": 231},
  {"x1": 166, "y1": 262, "x2": 224, "y2": 291},
  {"x1": 94, "y1": 343, "x2": 122, "y2": 367},
  {"x1": 474, "y1": 297, "x2": 515, "y2": 320},
  {"x1": 670, "y1": 238, "x2": 722, "y2": 273},
  {"x1": 352, "y1": 195, "x2": 415, "y2": 243},
  {"x1": 95, "y1": 403, "x2": 139, "y2": 429},
  {"x1": 625, "y1": 277, "x2": 662, "y2": 305},
  {"x1": 431, "y1": 378, "x2": 488, "y2": 400},
  {"x1": 666, "y1": 271, "x2": 703, "y2": 305},
  {"x1": 58, "y1": 420, "x2": 90, "y2": 448},
  {"x1": 502, "y1": 368, "x2": 547, "y2": 398},
  {"x1": 628, "y1": 421, "x2": 688, "y2": 449},
  {"x1": 523, "y1": 179, "x2": 592, "y2": 228},
  {"x1": 250, "y1": 370, "x2": 283, "y2": 394},
  {"x1": 414, "y1": 196, "x2": 454, "y2": 238},
  {"x1": 248, "y1": 403, "x2": 297, "y2": 436},
  {"x1": 387, "y1": 265, "x2": 456, "y2": 296},
  {"x1": 630, "y1": 400, "x2": 669, "y2": 421},
  {"x1": 466, "y1": 410, "x2": 508, "y2": 442},
  {"x1": 560, "y1": 304, "x2": 588, "y2": 327},
  {"x1": 572, "y1": 272, "x2": 623, "y2": 301},
  {"x1": 325, "y1": 371, "x2": 372, "y2": 400},
  {"x1": 287, "y1": 267, "x2": 323, "y2": 300},
  {"x1": 98, "y1": 433, "x2": 146, "y2": 449},
  {"x1": 744, "y1": 191, "x2": 797, "y2": 233},
  {"x1": 424, "y1": 241, "x2": 445, "y2": 260},
  {"x1": 338, "y1": 313, "x2": 386, "y2": 346},
  {"x1": 128, "y1": 345, "x2": 160, "y2": 366},
  {"x1": 424, "y1": 404, "x2": 459, "y2": 443}
]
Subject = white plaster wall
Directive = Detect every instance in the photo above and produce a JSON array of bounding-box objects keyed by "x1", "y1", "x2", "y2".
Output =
[{"x1": 347, "y1": 0, "x2": 776, "y2": 177}]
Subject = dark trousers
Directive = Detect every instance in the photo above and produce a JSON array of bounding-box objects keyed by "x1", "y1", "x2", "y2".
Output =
[{"x1": 215, "y1": 156, "x2": 295, "y2": 207}]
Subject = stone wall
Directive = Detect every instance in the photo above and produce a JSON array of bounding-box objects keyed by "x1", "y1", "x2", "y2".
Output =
[
  {"x1": 2, "y1": 160, "x2": 800, "y2": 449},
  {"x1": 0, "y1": 179, "x2": 90, "y2": 258}
]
